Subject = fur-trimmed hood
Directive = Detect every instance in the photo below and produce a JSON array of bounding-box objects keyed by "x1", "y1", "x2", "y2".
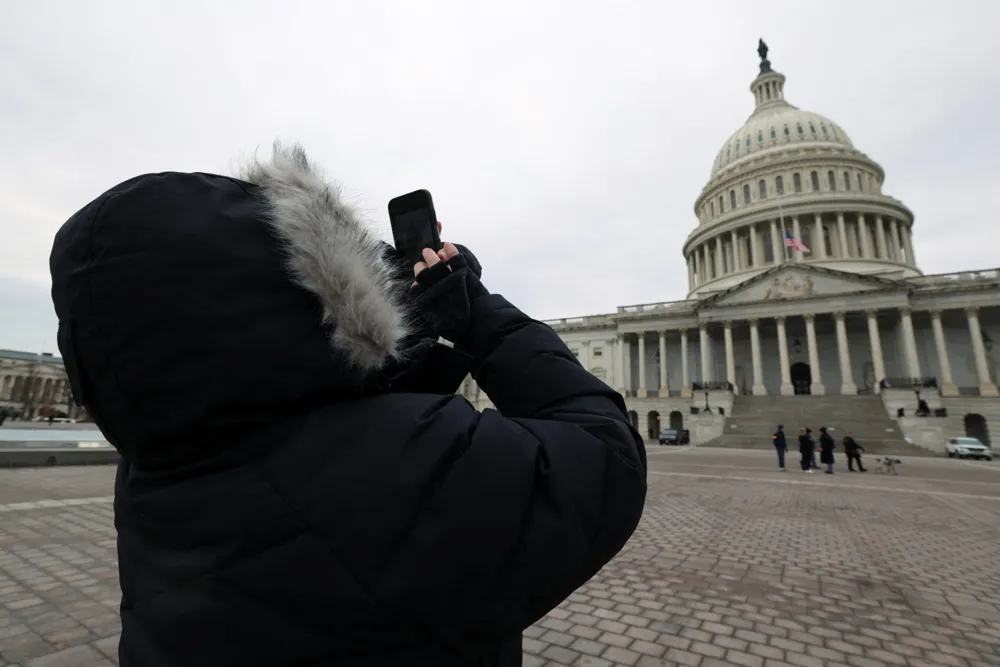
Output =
[
  {"x1": 49, "y1": 143, "x2": 458, "y2": 469},
  {"x1": 238, "y1": 143, "x2": 411, "y2": 370}
]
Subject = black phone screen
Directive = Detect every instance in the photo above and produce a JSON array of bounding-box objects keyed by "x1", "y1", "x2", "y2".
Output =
[{"x1": 389, "y1": 190, "x2": 441, "y2": 265}]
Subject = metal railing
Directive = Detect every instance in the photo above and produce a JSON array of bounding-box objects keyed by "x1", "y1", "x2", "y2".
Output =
[
  {"x1": 880, "y1": 377, "x2": 938, "y2": 389},
  {"x1": 692, "y1": 381, "x2": 734, "y2": 392}
]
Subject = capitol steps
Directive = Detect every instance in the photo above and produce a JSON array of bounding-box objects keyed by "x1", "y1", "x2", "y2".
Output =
[{"x1": 700, "y1": 395, "x2": 935, "y2": 456}]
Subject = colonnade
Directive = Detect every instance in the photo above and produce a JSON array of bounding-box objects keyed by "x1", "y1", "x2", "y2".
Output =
[
  {"x1": 687, "y1": 212, "x2": 916, "y2": 288},
  {"x1": 612, "y1": 306, "x2": 998, "y2": 398}
]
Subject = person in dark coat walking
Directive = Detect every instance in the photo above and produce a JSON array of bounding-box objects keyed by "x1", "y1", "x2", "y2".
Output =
[
  {"x1": 772, "y1": 424, "x2": 787, "y2": 471},
  {"x1": 819, "y1": 427, "x2": 836, "y2": 474},
  {"x1": 798, "y1": 428, "x2": 814, "y2": 473},
  {"x1": 843, "y1": 432, "x2": 866, "y2": 472},
  {"x1": 49, "y1": 143, "x2": 648, "y2": 667}
]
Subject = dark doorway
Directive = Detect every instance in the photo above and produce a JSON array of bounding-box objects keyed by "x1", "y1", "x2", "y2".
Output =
[
  {"x1": 964, "y1": 413, "x2": 991, "y2": 447},
  {"x1": 669, "y1": 411, "x2": 684, "y2": 431},
  {"x1": 790, "y1": 362, "x2": 812, "y2": 395},
  {"x1": 647, "y1": 411, "x2": 660, "y2": 440},
  {"x1": 628, "y1": 410, "x2": 639, "y2": 431}
]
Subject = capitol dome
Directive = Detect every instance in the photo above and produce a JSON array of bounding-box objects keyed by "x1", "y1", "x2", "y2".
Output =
[{"x1": 683, "y1": 41, "x2": 918, "y2": 298}]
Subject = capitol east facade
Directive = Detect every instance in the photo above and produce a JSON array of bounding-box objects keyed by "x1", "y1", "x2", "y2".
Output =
[{"x1": 460, "y1": 44, "x2": 1000, "y2": 452}]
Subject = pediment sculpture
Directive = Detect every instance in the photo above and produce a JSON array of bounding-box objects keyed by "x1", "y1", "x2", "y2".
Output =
[{"x1": 763, "y1": 273, "x2": 816, "y2": 300}]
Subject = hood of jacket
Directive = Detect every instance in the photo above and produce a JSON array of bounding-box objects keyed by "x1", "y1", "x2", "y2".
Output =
[{"x1": 50, "y1": 142, "x2": 468, "y2": 469}]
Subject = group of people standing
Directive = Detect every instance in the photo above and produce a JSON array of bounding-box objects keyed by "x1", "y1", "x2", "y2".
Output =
[{"x1": 772, "y1": 425, "x2": 866, "y2": 474}]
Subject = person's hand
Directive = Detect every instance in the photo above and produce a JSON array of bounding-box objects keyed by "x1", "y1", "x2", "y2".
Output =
[{"x1": 413, "y1": 242, "x2": 460, "y2": 285}]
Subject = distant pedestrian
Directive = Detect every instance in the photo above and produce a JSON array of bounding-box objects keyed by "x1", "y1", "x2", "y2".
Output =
[
  {"x1": 843, "y1": 433, "x2": 866, "y2": 472},
  {"x1": 772, "y1": 424, "x2": 787, "y2": 471},
  {"x1": 819, "y1": 427, "x2": 836, "y2": 474},
  {"x1": 0, "y1": 408, "x2": 6, "y2": 426},
  {"x1": 798, "y1": 428, "x2": 815, "y2": 473}
]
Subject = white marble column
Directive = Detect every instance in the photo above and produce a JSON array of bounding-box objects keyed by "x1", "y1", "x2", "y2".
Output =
[
  {"x1": 693, "y1": 252, "x2": 701, "y2": 286},
  {"x1": 804, "y1": 314, "x2": 825, "y2": 395},
  {"x1": 899, "y1": 307, "x2": 922, "y2": 378},
  {"x1": 724, "y1": 321, "x2": 735, "y2": 391},
  {"x1": 858, "y1": 213, "x2": 873, "y2": 258},
  {"x1": 889, "y1": 219, "x2": 901, "y2": 262},
  {"x1": 837, "y1": 212, "x2": 849, "y2": 257},
  {"x1": 834, "y1": 311, "x2": 857, "y2": 395},
  {"x1": 777, "y1": 316, "x2": 793, "y2": 395},
  {"x1": 903, "y1": 226, "x2": 916, "y2": 266},
  {"x1": 750, "y1": 224, "x2": 761, "y2": 267},
  {"x1": 637, "y1": 333, "x2": 647, "y2": 397},
  {"x1": 750, "y1": 319, "x2": 766, "y2": 395},
  {"x1": 791, "y1": 216, "x2": 803, "y2": 261},
  {"x1": 730, "y1": 230, "x2": 741, "y2": 271},
  {"x1": 930, "y1": 310, "x2": 957, "y2": 396},
  {"x1": 714, "y1": 237, "x2": 724, "y2": 276},
  {"x1": 701, "y1": 245, "x2": 710, "y2": 280},
  {"x1": 866, "y1": 310, "x2": 886, "y2": 392},
  {"x1": 688, "y1": 256, "x2": 695, "y2": 288},
  {"x1": 616, "y1": 334, "x2": 626, "y2": 393},
  {"x1": 680, "y1": 329, "x2": 691, "y2": 397},
  {"x1": 658, "y1": 331, "x2": 668, "y2": 394},
  {"x1": 966, "y1": 308, "x2": 999, "y2": 396},
  {"x1": 814, "y1": 214, "x2": 826, "y2": 259},
  {"x1": 874, "y1": 216, "x2": 887, "y2": 259},
  {"x1": 699, "y1": 324, "x2": 711, "y2": 382},
  {"x1": 769, "y1": 219, "x2": 781, "y2": 264}
]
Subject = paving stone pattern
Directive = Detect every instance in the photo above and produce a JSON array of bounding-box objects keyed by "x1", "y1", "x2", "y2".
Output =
[{"x1": 3, "y1": 453, "x2": 1000, "y2": 666}]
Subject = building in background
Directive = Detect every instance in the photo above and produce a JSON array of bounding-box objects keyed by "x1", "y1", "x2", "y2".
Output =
[
  {"x1": 0, "y1": 349, "x2": 84, "y2": 421},
  {"x1": 460, "y1": 42, "x2": 999, "y2": 452}
]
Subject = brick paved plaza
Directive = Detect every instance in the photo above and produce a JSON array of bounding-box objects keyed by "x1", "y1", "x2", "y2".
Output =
[{"x1": 2, "y1": 448, "x2": 1000, "y2": 666}]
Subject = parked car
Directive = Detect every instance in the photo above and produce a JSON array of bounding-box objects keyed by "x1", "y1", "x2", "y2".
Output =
[
  {"x1": 659, "y1": 428, "x2": 691, "y2": 446},
  {"x1": 945, "y1": 437, "x2": 992, "y2": 461}
]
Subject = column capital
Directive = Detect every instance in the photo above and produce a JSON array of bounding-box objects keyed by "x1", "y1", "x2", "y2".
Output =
[
  {"x1": 804, "y1": 313, "x2": 816, "y2": 322},
  {"x1": 699, "y1": 323, "x2": 708, "y2": 332},
  {"x1": 581, "y1": 340, "x2": 590, "y2": 347},
  {"x1": 965, "y1": 306, "x2": 980, "y2": 317},
  {"x1": 927, "y1": 308, "x2": 943, "y2": 317},
  {"x1": 658, "y1": 330, "x2": 666, "y2": 339},
  {"x1": 833, "y1": 311, "x2": 846, "y2": 320},
  {"x1": 837, "y1": 212, "x2": 845, "y2": 221},
  {"x1": 775, "y1": 316, "x2": 786, "y2": 325},
  {"x1": 899, "y1": 306, "x2": 913, "y2": 316},
  {"x1": 606, "y1": 338, "x2": 616, "y2": 346},
  {"x1": 748, "y1": 318, "x2": 760, "y2": 327},
  {"x1": 865, "y1": 309, "x2": 879, "y2": 318},
  {"x1": 723, "y1": 320, "x2": 732, "y2": 331},
  {"x1": 616, "y1": 333, "x2": 625, "y2": 341}
]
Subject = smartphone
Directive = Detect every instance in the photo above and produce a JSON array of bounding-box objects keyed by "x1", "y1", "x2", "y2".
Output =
[{"x1": 388, "y1": 189, "x2": 442, "y2": 266}]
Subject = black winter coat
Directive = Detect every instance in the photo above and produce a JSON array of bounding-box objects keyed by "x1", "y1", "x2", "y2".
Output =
[
  {"x1": 49, "y1": 145, "x2": 648, "y2": 667},
  {"x1": 820, "y1": 433, "x2": 836, "y2": 464},
  {"x1": 773, "y1": 430, "x2": 786, "y2": 449}
]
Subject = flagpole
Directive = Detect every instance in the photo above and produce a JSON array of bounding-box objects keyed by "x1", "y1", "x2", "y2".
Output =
[{"x1": 778, "y1": 200, "x2": 790, "y2": 264}]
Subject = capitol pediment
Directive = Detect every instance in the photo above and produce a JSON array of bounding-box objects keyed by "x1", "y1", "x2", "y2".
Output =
[{"x1": 701, "y1": 265, "x2": 898, "y2": 307}]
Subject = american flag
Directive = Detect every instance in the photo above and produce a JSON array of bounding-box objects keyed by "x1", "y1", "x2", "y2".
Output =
[{"x1": 784, "y1": 232, "x2": 811, "y2": 254}]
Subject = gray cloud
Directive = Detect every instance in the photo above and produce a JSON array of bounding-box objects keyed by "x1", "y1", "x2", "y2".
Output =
[{"x1": 3, "y1": 0, "x2": 998, "y2": 352}]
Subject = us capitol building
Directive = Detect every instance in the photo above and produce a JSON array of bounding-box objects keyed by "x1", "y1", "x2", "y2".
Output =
[{"x1": 460, "y1": 42, "x2": 1000, "y2": 452}]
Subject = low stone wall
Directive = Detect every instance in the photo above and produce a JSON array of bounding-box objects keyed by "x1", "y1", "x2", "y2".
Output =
[
  {"x1": 0, "y1": 448, "x2": 119, "y2": 468},
  {"x1": 895, "y1": 418, "x2": 946, "y2": 453}
]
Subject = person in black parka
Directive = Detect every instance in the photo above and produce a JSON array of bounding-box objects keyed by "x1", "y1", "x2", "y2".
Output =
[
  {"x1": 819, "y1": 426, "x2": 836, "y2": 474},
  {"x1": 772, "y1": 424, "x2": 787, "y2": 471},
  {"x1": 49, "y1": 143, "x2": 648, "y2": 667},
  {"x1": 798, "y1": 427, "x2": 814, "y2": 473}
]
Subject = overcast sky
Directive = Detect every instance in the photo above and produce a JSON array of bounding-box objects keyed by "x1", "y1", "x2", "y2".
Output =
[{"x1": 2, "y1": 0, "x2": 998, "y2": 353}]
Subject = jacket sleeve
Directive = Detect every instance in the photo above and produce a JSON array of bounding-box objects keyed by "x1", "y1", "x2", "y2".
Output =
[{"x1": 380, "y1": 293, "x2": 647, "y2": 648}]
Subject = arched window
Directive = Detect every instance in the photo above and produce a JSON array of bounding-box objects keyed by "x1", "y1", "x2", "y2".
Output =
[
  {"x1": 710, "y1": 200, "x2": 715, "y2": 216},
  {"x1": 719, "y1": 195, "x2": 725, "y2": 213},
  {"x1": 857, "y1": 172, "x2": 864, "y2": 191},
  {"x1": 775, "y1": 175, "x2": 784, "y2": 195},
  {"x1": 843, "y1": 171, "x2": 851, "y2": 191},
  {"x1": 743, "y1": 184, "x2": 751, "y2": 204},
  {"x1": 809, "y1": 122, "x2": 817, "y2": 134},
  {"x1": 784, "y1": 125, "x2": 791, "y2": 137},
  {"x1": 730, "y1": 190, "x2": 737, "y2": 209},
  {"x1": 793, "y1": 173, "x2": 802, "y2": 193},
  {"x1": 757, "y1": 131, "x2": 764, "y2": 144},
  {"x1": 770, "y1": 128, "x2": 777, "y2": 140},
  {"x1": 828, "y1": 171, "x2": 837, "y2": 191},
  {"x1": 745, "y1": 135, "x2": 751, "y2": 148},
  {"x1": 758, "y1": 180, "x2": 767, "y2": 199},
  {"x1": 810, "y1": 171, "x2": 820, "y2": 191},
  {"x1": 797, "y1": 123, "x2": 804, "y2": 135}
]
